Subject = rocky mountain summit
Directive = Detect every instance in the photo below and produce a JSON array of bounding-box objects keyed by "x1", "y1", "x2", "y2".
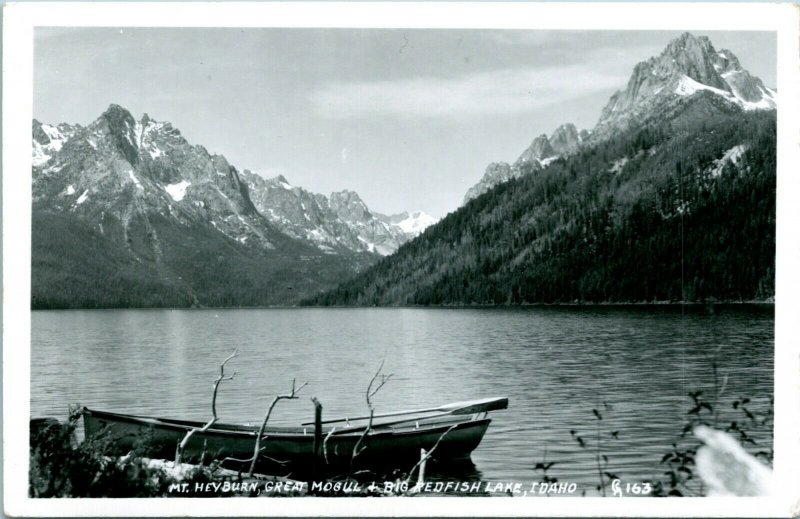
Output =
[
  {"x1": 240, "y1": 171, "x2": 435, "y2": 256},
  {"x1": 595, "y1": 32, "x2": 775, "y2": 133},
  {"x1": 463, "y1": 123, "x2": 587, "y2": 204},
  {"x1": 33, "y1": 105, "x2": 271, "y2": 251},
  {"x1": 463, "y1": 33, "x2": 775, "y2": 205}
]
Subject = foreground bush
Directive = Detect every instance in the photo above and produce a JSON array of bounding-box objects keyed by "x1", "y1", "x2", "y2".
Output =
[{"x1": 29, "y1": 411, "x2": 218, "y2": 497}]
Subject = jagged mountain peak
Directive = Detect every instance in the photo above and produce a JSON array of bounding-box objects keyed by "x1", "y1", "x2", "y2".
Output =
[
  {"x1": 101, "y1": 103, "x2": 137, "y2": 127},
  {"x1": 597, "y1": 32, "x2": 775, "y2": 129},
  {"x1": 239, "y1": 169, "x2": 432, "y2": 255},
  {"x1": 549, "y1": 123, "x2": 584, "y2": 155},
  {"x1": 463, "y1": 162, "x2": 518, "y2": 204},
  {"x1": 32, "y1": 119, "x2": 50, "y2": 145},
  {"x1": 464, "y1": 120, "x2": 590, "y2": 205},
  {"x1": 330, "y1": 189, "x2": 366, "y2": 205},
  {"x1": 330, "y1": 189, "x2": 371, "y2": 220},
  {"x1": 516, "y1": 134, "x2": 555, "y2": 166},
  {"x1": 464, "y1": 33, "x2": 774, "y2": 207}
]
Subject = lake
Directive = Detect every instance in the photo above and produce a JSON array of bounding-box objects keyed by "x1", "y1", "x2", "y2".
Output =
[{"x1": 31, "y1": 305, "x2": 774, "y2": 495}]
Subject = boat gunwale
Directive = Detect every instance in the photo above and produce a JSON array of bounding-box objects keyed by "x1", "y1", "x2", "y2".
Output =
[{"x1": 81, "y1": 407, "x2": 492, "y2": 440}]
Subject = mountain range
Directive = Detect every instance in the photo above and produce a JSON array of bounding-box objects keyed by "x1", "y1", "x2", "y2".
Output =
[
  {"x1": 309, "y1": 33, "x2": 776, "y2": 306},
  {"x1": 31, "y1": 106, "x2": 434, "y2": 308}
]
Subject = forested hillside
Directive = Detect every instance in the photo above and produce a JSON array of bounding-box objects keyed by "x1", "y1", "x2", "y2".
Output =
[
  {"x1": 31, "y1": 210, "x2": 366, "y2": 309},
  {"x1": 307, "y1": 104, "x2": 775, "y2": 306}
]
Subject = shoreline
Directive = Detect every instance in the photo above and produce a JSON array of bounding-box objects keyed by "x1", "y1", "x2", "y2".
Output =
[{"x1": 30, "y1": 300, "x2": 775, "y2": 311}]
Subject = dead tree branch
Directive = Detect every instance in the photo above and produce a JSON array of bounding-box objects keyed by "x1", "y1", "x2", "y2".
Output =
[
  {"x1": 246, "y1": 378, "x2": 308, "y2": 477},
  {"x1": 404, "y1": 424, "x2": 458, "y2": 488},
  {"x1": 175, "y1": 349, "x2": 239, "y2": 464},
  {"x1": 222, "y1": 447, "x2": 289, "y2": 467},
  {"x1": 322, "y1": 426, "x2": 337, "y2": 465},
  {"x1": 349, "y1": 360, "x2": 393, "y2": 475}
]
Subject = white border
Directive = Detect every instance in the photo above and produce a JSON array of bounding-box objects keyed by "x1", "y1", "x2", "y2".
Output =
[{"x1": 4, "y1": 2, "x2": 800, "y2": 517}]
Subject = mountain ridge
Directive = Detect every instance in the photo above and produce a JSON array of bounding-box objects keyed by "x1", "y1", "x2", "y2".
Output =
[{"x1": 462, "y1": 32, "x2": 775, "y2": 205}]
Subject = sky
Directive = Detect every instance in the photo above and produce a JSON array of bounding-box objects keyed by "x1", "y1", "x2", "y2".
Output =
[{"x1": 34, "y1": 29, "x2": 776, "y2": 219}]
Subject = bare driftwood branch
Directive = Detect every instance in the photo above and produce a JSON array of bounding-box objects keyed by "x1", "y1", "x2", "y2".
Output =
[
  {"x1": 404, "y1": 424, "x2": 458, "y2": 488},
  {"x1": 246, "y1": 378, "x2": 308, "y2": 477},
  {"x1": 349, "y1": 360, "x2": 393, "y2": 475},
  {"x1": 175, "y1": 349, "x2": 239, "y2": 464},
  {"x1": 223, "y1": 447, "x2": 289, "y2": 467},
  {"x1": 322, "y1": 426, "x2": 337, "y2": 465},
  {"x1": 366, "y1": 359, "x2": 394, "y2": 403}
]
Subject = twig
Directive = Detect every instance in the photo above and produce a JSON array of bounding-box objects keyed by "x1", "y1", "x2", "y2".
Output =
[
  {"x1": 247, "y1": 378, "x2": 308, "y2": 477},
  {"x1": 223, "y1": 448, "x2": 289, "y2": 467},
  {"x1": 322, "y1": 427, "x2": 337, "y2": 465},
  {"x1": 175, "y1": 349, "x2": 239, "y2": 464},
  {"x1": 349, "y1": 360, "x2": 393, "y2": 475},
  {"x1": 404, "y1": 424, "x2": 458, "y2": 488}
]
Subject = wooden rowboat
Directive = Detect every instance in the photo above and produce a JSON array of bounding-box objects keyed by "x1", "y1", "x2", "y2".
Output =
[{"x1": 81, "y1": 397, "x2": 507, "y2": 473}]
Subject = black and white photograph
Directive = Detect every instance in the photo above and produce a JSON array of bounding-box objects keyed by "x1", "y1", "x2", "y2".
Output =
[{"x1": 3, "y1": 2, "x2": 800, "y2": 517}]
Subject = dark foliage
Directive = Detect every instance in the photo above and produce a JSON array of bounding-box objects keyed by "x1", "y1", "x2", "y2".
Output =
[
  {"x1": 29, "y1": 411, "x2": 171, "y2": 497},
  {"x1": 31, "y1": 210, "x2": 371, "y2": 309},
  {"x1": 29, "y1": 411, "x2": 245, "y2": 497}
]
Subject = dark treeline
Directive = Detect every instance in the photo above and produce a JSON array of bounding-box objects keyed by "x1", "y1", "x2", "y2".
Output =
[
  {"x1": 308, "y1": 105, "x2": 775, "y2": 306},
  {"x1": 31, "y1": 211, "x2": 366, "y2": 309}
]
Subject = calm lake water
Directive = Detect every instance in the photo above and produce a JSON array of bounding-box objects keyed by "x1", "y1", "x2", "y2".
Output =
[{"x1": 31, "y1": 306, "x2": 773, "y2": 493}]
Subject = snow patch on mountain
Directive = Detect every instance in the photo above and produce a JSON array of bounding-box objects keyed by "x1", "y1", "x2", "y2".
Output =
[
  {"x1": 148, "y1": 144, "x2": 163, "y2": 158},
  {"x1": 710, "y1": 144, "x2": 747, "y2": 178},
  {"x1": 165, "y1": 180, "x2": 191, "y2": 201},
  {"x1": 128, "y1": 171, "x2": 144, "y2": 190},
  {"x1": 396, "y1": 211, "x2": 437, "y2": 235},
  {"x1": 675, "y1": 75, "x2": 775, "y2": 111},
  {"x1": 610, "y1": 157, "x2": 629, "y2": 174},
  {"x1": 32, "y1": 144, "x2": 52, "y2": 167},
  {"x1": 32, "y1": 123, "x2": 79, "y2": 167},
  {"x1": 540, "y1": 156, "x2": 559, "y2": 167}
]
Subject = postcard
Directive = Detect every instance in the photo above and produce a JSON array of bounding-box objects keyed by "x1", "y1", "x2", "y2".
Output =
[{"x1": 3, "y1": 2, "x2": 799, "y2": 517}]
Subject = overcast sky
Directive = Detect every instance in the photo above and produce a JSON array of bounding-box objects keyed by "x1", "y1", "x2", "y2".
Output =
[{"x1": 34, "y1": 29, "x2": 776, "y2": 218}]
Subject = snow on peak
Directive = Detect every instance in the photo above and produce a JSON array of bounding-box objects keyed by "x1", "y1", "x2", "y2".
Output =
[
  {"x1": 675, "y1": 75, "x2": 776, "y2": 111},
  {"x1": 40, "y1": 124, "x2": 65, "y2": 147},
  {"x1": 397, "y1": 211, "x2": 437, "y2": 235},
  {"x1": 165, "y1": 180, "x2": 191, "y2": 201},
  {"x1": 32, "y1": 123, "x2": 72, "y2": 166}
]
